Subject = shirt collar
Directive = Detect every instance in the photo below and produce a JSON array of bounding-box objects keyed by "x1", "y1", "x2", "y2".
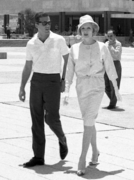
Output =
[
  {"x1": 108, "y1": 39, "x2": 116, "y2": 46},
  {"x1": 34, "y1": 31, "x2": 54, "y2": 44}
]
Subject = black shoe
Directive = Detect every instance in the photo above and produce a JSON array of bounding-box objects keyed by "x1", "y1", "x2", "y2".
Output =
[
  {"x1": 23, "y1": 157, "x2": 44, "y2": 167},
  {"x1": 59, "y1": 137, "x2": 68, "y2": 160},
  {"x1": 107, "y1": 105, "x2": 116, "y2": 109}
]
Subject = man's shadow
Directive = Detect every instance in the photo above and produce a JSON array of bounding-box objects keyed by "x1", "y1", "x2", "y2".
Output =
[
  {"x1": 23, "y1": 160, "x2": 72, "y2": 175},
  {"x1": 102, "y1": 106, "x2": 125, "y2": 112},
  {"x1": 65, "y1": 164, "x2": 124, "y2": 179}
]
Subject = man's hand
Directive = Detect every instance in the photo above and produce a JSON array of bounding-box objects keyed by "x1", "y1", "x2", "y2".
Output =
[
  {"x1": 60, "y1": 79, "x2": 65, "y2": 92},
  {"x1": 19, "y1": 88, "x2": 26, "y2": 102}
]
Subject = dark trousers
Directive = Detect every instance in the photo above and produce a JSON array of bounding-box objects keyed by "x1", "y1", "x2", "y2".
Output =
[
  {"x1": 104, "y1": 61, "x2": 122, "y2": 107},
  {"x1": 6, "y1": 31, "x2": 10, "y2": 39},
  {"x1": 30, "y1": 73, "x2": 65, "y2": 159}
]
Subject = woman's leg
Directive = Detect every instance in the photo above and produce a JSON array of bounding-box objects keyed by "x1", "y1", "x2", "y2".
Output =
[
  {"x1": 79, "y1": 126, "x2": 93, "y2": 160},
  {"x1": 77, "y1": 125, "x2": 94, "y2": 175},
  {"x1": 91, "y1": 125, "x2": 99, "y2": 163}
]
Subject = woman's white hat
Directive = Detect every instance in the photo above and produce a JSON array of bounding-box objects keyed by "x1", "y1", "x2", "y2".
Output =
[{"x1": 78, "y1": 15, "x2": 99, "y2": 34}]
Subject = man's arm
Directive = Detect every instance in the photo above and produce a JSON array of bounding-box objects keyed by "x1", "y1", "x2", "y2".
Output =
[
  {"x1": 19, "y1": 61, "x2": 32, "y2": 101},
  {"x1": 109, "y1": 43, "x2": 122, "y2": 60},
  {"x1": 61, "y1": 53, "x2": 69, "y2": 92},
  {"x1": 62, "y1": 54, "x2": 69, "y2": 79}
]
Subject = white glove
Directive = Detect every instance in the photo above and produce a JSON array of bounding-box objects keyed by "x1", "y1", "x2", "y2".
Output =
[
  {"x1": 115, "y1": 90, "x2": 122, "y2": 101},
  {"x1": 112, "y1": 80, "x2": 122, "y2": 101},
  {"x1": 63, "y1": 92, "x2": 69, "y2": 105}
]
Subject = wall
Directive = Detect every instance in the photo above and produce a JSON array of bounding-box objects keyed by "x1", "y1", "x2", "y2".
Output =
[
  {"x1": 108, "y1": 0, "x2": 134, "y2": 12},
  {"x1": 0, "y1": 0, "x2": 134, "y2": 14}
]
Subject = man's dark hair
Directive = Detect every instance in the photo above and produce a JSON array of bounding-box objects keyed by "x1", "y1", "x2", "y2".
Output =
[
  {"x1": 35, "y1": 12, "x2": 49, "y2": 23},
  {"x1": 107, "y1": 29, "x2": 116, "y2": 36}
]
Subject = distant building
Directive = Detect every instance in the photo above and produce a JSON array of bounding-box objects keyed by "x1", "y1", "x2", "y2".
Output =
[{"x1": 0, "y1": 0, "x2": 134, "y2": 36}]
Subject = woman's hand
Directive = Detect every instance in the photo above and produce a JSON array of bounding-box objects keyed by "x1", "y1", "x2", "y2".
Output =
[
  {"x1": 63, "y1": 92, "x2": 69, "y2": 105},
  {"x1": 112, "y1": 80, "x2": 122, "y2": 101},
  {"x1": 115, "y1": 90, "x2": 122, "y2": 101}
]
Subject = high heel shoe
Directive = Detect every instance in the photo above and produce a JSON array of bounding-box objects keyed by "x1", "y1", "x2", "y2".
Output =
[
  {"x1": 89, "y1": 152, "x2": 100, "y2": 166},
  {"x1": 77, "y1": 160, "x2": 86, "y2": 176}
]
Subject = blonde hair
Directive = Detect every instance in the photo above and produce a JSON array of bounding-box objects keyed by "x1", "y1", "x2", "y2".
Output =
[{"x1": 78, "y1": 23, "x2": 97, "y2": 36}]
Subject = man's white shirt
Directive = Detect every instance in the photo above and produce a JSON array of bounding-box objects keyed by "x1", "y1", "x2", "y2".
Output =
[{"x1": 26, "y1": 31, "x2": 69, "y2": 74}]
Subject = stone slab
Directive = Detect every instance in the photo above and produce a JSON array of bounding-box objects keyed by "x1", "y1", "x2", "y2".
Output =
[{"x1": 0, "y1": 52, "x2": 7, "y2": 59}]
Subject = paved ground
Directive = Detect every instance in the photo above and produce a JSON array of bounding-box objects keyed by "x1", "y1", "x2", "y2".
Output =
[{"x1": 0, "y1": 47, "x2": 134, "y2": 180}]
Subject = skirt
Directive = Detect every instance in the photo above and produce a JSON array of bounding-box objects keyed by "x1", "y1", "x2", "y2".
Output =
[{"x1": 76, "y1": 76, "x2": 105, "y2": 126}]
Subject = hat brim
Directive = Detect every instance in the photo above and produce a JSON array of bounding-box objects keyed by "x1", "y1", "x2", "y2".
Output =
[{"x1": 78, "y1": 21, "x2": 99, "y2": 35}]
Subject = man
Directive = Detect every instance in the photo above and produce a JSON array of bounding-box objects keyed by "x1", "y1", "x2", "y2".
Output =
[
  {"x1": 6, "y1": 24, "x2": 11, "y2": 39},
  {"x1": 105, "y1": 29, "x2": 122, "y2": 109},
  {"x1": 19, "y1": 12, "x2": 69, "y2": 167}
]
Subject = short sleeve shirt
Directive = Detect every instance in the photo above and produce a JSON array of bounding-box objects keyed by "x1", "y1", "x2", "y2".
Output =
[{"x1": 26, "y1": 31, "x2": 69, "y2": 73}]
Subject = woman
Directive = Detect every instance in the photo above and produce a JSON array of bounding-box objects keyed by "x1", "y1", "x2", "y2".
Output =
[{"x1": 63, "y1": 15, "x2": 121, "y2": 176}]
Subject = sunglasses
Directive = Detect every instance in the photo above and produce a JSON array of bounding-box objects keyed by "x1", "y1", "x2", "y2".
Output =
[
  {"x1": 37, "y1": 21, "x2": 51, "y2": 26},
  {"x1": 107, "y1": 35, "x2": 114, "y2": 38}
]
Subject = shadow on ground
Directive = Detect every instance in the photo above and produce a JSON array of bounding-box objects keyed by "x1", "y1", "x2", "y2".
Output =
[
  {"x1": 22, "y1": 161, "x2": 72, "y2": 175},
  {"x1": 65, "y1": 164, "x2": 125, "y2": 179}
]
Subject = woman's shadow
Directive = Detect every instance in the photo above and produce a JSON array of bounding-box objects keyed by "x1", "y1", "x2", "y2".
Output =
[{"x1": 65, "y1": 164, "x2": 124, "y2": 179}]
